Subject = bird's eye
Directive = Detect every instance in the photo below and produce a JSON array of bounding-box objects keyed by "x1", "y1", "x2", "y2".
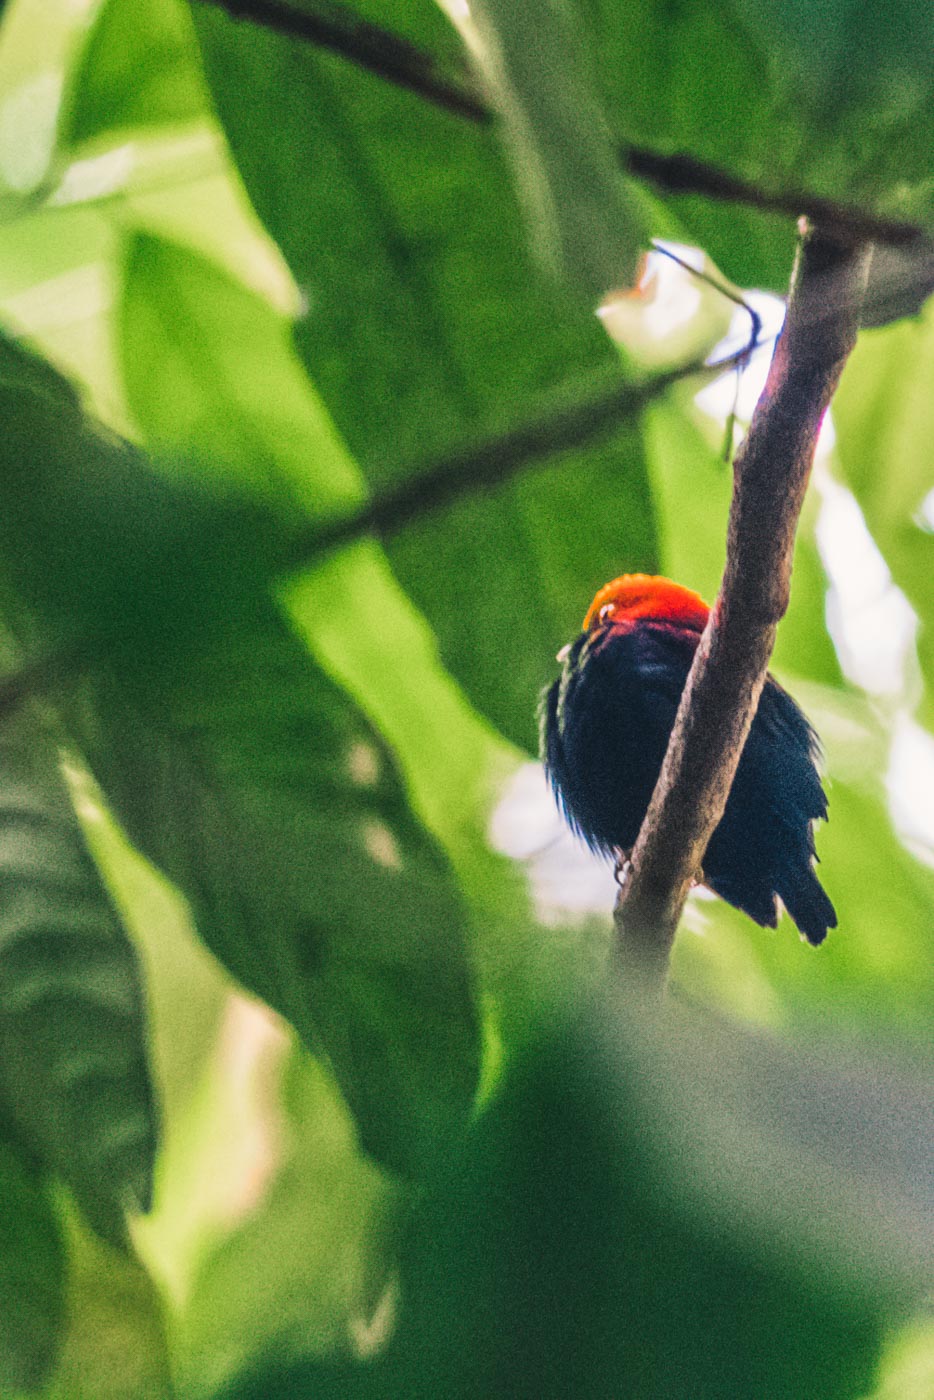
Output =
[{"x1": 598, "y1": 603, "x2": 616, "y2": 623}]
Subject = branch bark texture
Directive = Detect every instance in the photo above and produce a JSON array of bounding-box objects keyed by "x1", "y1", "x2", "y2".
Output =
[{"x1": 614, "y1": 225, "x2": 872, "y2": 982}]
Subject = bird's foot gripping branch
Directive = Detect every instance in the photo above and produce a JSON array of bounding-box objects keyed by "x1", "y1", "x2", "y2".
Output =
[{"x1": 544, "y1": 224, "x2": 872, "y2": 989}]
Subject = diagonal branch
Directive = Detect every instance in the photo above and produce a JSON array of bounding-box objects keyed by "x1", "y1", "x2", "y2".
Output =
[
  {"x1": 0, "y1": 350, "x2": 746, "y2": 720},
  {"x1": 283, "y1": 352, "x2": 742, "y2": 568},
  {"x1": 614, "y1": 223, "x2": 872, "y2": 983},
  {"x1": 194, "y1": 0, "x2": 931, "y2": 252},
  {"x1": 191, "y1": 0, "x2": 490, "y2": 121}
]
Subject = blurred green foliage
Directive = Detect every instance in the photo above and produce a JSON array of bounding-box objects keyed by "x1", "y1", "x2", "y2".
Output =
[{"x1": 0, "y1": 0, "x2": 927, "y2": 1396}]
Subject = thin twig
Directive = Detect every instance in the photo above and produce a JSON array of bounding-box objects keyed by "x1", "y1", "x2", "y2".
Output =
[
  {"x1": 0, "y1": 350, "x2": 745, "y2": 717},
  {"x1": 626, "y1": 150, "x2": 925, "y2": 250},
  {"x1": 194, "y1": 0, "x2": 931, "y2": 252},
  {"x1": 651, "y1": 243, "x2": 763, "y2": 357},
  {"x1": 282, "y1": 350, "x2": 745, "y2": 568},
  {"x1": 191, "y1": 0, "x2": 490, "y2": 122},
  {"x1": 614, "y1": 223, "x2": 872, "y2": 983}
]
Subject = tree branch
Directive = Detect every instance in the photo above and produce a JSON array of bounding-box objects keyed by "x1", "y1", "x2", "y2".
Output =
[
  {"x1": 623, "y1": 150, "x2": 925, "y2": 251},
  {"x1": 282, "y1": 352, "x2": 741, "y2": 568},
  {"x1": 191, "y1": 0, "x2": 490, "y2": 122},
  {"x1": 614, "y1": 224, "x2": 872, "y2": 983},
  {"x1": 194, "y1": 0, "x2": 931, "y2": 252},
  {"x1": 0, "y1": 351, "x2": 743, "y2": 719}
]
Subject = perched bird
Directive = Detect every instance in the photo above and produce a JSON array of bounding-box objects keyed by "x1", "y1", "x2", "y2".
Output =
[{"x1": 539, "y1": 574, "x2": 836, "y2": 944}]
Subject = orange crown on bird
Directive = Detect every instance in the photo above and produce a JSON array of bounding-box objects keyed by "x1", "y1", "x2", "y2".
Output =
[{"x1": 582, "y1": 574, "x2": 711, "y2": 634}]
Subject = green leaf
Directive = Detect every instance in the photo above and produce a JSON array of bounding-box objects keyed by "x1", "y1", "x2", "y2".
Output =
[
  {"x1": 388, "y1": 997, "x2": 920, "y2": 1399},
  {"x1": 387, "y1": 415, "x2": 657, "y2": 751},
  {"x1": 470, "y1": 0, "x2": 645, "y2": 302},
  {"x1": 833, "y1": 307, "x2": 934, "y2": 721},
  {"x1": 119, "y1": 232, "x2": 361, "y2": 511},
  {"x1": 579, "y1": 0, "x2": 792, "y2": 289},
  {"x1": 176, "y1": 1045, "x2": 390, "y2": 1399},
  {"x1": 729, "y1": 0, "x2": 934, "y2": 134},
  {"x1": 116, "y1": 228, "x2": 645, "y2": 817},
  {"x1": 63, "y1": 0, "x2": 209, "y2": 146},
  {"x1": 70, "y1": 601, "x2": 480, "y2": 1179},
  {"x1": 580, "y1": 0, "x2": 934, "y2": 291},
  {"x1": 215, "y1": 994, "x2": 924, "y2": 1399},
  {"x1": 189, "y1": 0, "x2": 595, "y2": 469},
  {"x1": 0, "y1": 328, "x2": 82, "y2": 411},
  {"x1": 0, "y1": 331, "x2": 479, "y2": 1177},
  {"x1": 0, "y1": 1133, "x2": 65, "y2": 1394},
  {"x1": 117, "y1": 225, "x2": 518, "y2": 862},
  {"x1": 0, "y1": 352, "x2": 284, "y2": 665},
  {"x1": 870, "y1": 1320, "x2": 934, "y2": 1400},
  {"x1": 115, "y1": 231, "x2": 534, "y2": 1035},
  {"x1": 0, "y1": 706, "x2": 157, "y2": 1238},
  {"x1": 44, "y1": 1198, "x2": 172, "y2": 1400},
  {"x1": 191, "y1": 2, "x2": 659, "y2": 750}
]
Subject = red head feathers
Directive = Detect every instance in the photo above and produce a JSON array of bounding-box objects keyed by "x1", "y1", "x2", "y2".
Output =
[{"x1": 582, "y1": 574, "x2": 710, "y2": 634}]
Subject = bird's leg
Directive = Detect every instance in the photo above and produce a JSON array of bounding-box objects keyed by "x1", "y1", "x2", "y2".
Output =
[{"x1": 614, "y1": 853, "x2": 633, "y2": 889}]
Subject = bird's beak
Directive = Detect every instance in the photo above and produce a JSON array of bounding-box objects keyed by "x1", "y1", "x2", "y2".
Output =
[{"x1": 556, "y1": 643, "x2": 571, "y2": 663}]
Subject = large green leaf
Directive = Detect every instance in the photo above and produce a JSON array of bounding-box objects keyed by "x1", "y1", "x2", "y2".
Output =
[
  {"x1": 729, "y1": 0, "x2": 934, "y2": 163},
  {"x1": 213, "y1": 993, "x2": 929, "y2": 1399},
  {"x1": 0, "y1": 337, "x2": 479, "y2": 1177},
  {"x1": 382, "y1": 1009, "x2": 910, "y2": 1399},
  {"x1": 0, "y1": 362, "x2": 285, "y2": 670},
  {"x1": 0, "y1": 705, "x2": 157, "y2": 1239},
  {"x1": 191, "y1": 1, "x2": 659, "y2": 750},
  {"x1": 115, "y1": 231, "x2": 555, "y2": 1042},
  {"x1": 44, "y1": 1199, "x2": 172, "y2": 1400},
  {"x1": 0, "y1": 1132, "x2": 65, "y2": 1394},
  {"x1": 462, "y1": 1001, "x2": 922, "y2": 1389},
  {"x1": 115, "y1": 232, "x2": 516, "y2": 891},
  {"x1": 71, "y1": 605, "x2": 480, "y2": 1179},
  {"x1": 119, "y1": 232, "x2": 360, "y2": 510},
  {"x1": 175, "y1": 1044, "x2": 389, "y2": 1399}
]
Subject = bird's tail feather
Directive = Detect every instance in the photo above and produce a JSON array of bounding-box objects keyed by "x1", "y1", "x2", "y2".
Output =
[{"x1": 779, "y1": 867, "x2": 837, "y2": 946}]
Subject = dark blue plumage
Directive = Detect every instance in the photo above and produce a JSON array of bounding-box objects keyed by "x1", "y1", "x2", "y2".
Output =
[{"x1": 540, "y1": 578, "x2": 836, "y2": 945}]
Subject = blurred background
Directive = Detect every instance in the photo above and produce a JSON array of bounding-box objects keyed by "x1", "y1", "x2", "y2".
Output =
[{"x1": 0, "y1": 0, "x2": 931, "y2": 1396}]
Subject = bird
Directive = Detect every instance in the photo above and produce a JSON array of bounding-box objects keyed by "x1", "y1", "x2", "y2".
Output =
[{"x1": 539, "y1": 573, "x2": 836, "y2": 944}]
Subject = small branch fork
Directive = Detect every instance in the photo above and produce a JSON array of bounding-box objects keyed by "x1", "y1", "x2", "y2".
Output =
[
  {"x1": 194, "y1": 0, "x2": 929, "y2": 252},
  {"x1": 614, "y1": 224, "x2": 872, "y2": 984}
]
